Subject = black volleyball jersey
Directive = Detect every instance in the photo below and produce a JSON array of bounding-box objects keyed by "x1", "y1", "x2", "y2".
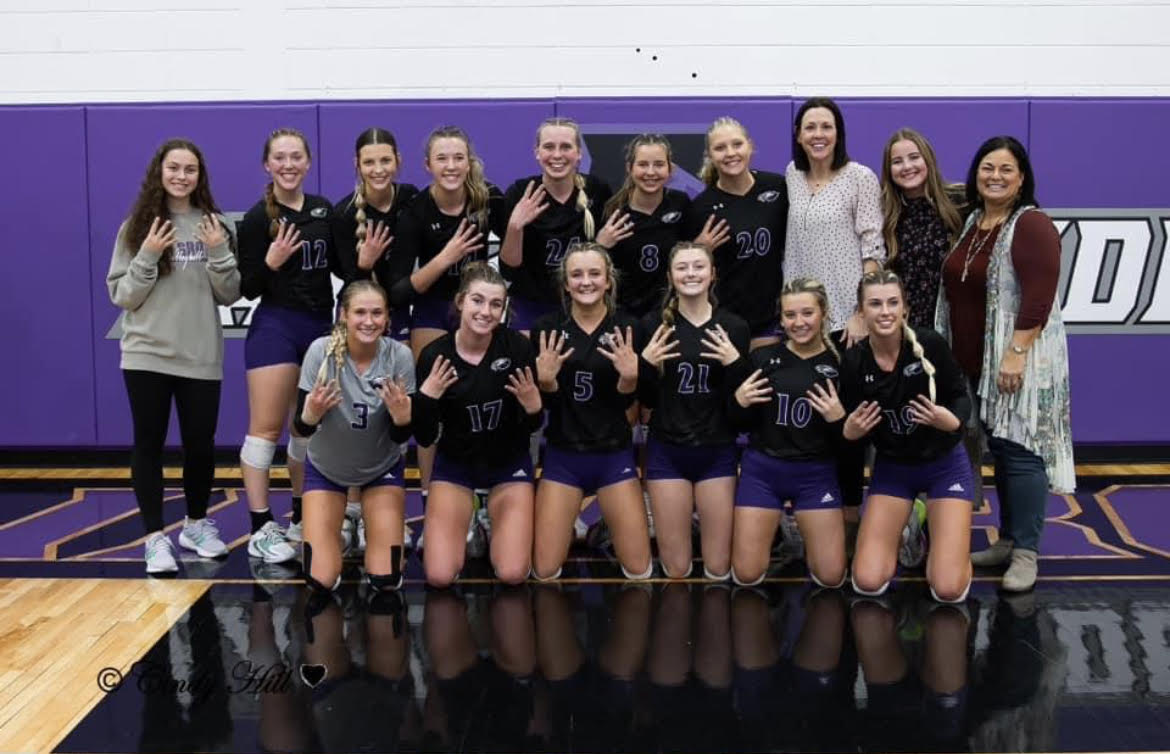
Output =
[
  {"x1": 728, "y1": 344, "x2": 844, "y2": 461},
  {"x1": 838, "y1": 327, "x2": 971, "y2": 463},
  {"x1": 332, "y1": 183, "x2": 420, "y2": 295},
  {"x1": 412, "y1": 328, "x2": 541, "y2": 468},
  {"x1": 238, "y1": 194, "x2": 350, "y2": 315},
  {"x1": 606, "y1": 189, "x2": 692, "y2": 317},
  {"x1": 392, "y1": 185, "x2": 507, "y2": 309},
  {"x1": 639, "y1": 307, "x2": 750, "y2": 446},
  {"x1": 501, "y1": 174, "x2": 613, "y2": 305},
  {"x1": 684, "y1": 171, "x2": 788, "y2": 332},
  {"x1": 531, "y1": 309, "x2": 641, "y2": 452}
]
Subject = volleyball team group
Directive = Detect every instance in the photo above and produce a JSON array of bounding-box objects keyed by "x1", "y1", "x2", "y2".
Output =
[{"x1": 107, "y1": 97, "x2": 1074, "y2": 607}]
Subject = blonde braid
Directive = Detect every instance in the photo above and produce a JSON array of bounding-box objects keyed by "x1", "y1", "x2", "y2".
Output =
[
  {"x1": 353, "y1": 180, "x2": 368, "y2": 243},
  {"x1": 661, "y1": 289, "x2": 680, "y2": 327},
  {"x1": 574, "y1": 173, "x2": 595, "y2": 240},
  {"x1": 902, "y1": 323, "x2": 936, "y2": 402},
  {"x1": 264, "y1": 182, "x2": 280, "y2": 239},
  {"x1": 316, "y1": 320, "x2": 348, "y2": 385}
]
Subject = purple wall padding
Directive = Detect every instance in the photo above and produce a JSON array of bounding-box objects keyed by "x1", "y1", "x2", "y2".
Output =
[
  {"x1": 86, "y1": 105, "x2": 318, "y2": 446},
  {"x1": 1030, "y1": 99, "x2": 1170, "y2": 209},
  {"x1": 0, "y1": 97, "x2": 1167, "y2": 447},
  {"x1": 0, "y1": 107, "x2": 96, "y2": 444},
  {"x1": 318, "y1": 100, "x2": 556, "y2": 200}
]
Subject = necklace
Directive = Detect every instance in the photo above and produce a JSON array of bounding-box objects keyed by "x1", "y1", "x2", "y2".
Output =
[{"x1": 960, "y1": 223, "x2": 998, "y2": 282}]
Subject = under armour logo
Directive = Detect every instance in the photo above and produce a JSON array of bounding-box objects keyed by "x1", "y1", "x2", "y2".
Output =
[
  {"x1": 431, "y1": 222, "x2": 442, "y2": 231},
  {"x1": 769, "y1": 357, "x2": 783, "y2": 365},
  {"x1": 864, "y1": 374, "x2": 875, "y2": 383}
]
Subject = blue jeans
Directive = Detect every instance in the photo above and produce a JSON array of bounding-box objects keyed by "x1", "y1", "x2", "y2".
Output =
[{"x1": 985, "y1": 433, "x2": 1049, "y2": 552}]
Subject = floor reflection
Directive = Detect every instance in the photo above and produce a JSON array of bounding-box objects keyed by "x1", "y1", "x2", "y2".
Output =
[{"x1": 56, "y1": 581, "x2": 1170, "y2": 753}]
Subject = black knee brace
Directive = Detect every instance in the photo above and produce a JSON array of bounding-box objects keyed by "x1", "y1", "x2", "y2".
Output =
[{"x1": 367, "y1": 545, "x2": 404, "y2": 593}]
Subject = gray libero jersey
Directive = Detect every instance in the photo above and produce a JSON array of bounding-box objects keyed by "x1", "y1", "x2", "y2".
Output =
[{"x1": 299, "y1": 336, "x2": 416, "y2": 487}]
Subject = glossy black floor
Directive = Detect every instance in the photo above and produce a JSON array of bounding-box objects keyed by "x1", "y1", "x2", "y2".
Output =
[{"x1": 54, "y1": 577, "x2": 1170, "y2": 754}]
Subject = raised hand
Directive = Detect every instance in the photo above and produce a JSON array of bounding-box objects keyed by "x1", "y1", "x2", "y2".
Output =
[
  {"x1": 505, "y1": 366, "x2": 542, "y2": 414},
  {"x1": 303, "y1": 379, "x2": 342, "y2": 425},
  {"x1": 265, "y1": 219, "x2": 301, "y2": 270},
  {"x1": 141, "y1": 217, "x2": 177, "y2": 256},
  {"x1": 358, "y1": 220, "x2": 393, "y2": 270},
  {"x1": 694, "y1": 214, "x2": 730, "y2": 250},
  {"x1": 640, "y1": 323, "x2": 680, "y2": 370},
  {"x1": 700, "y1": 323, "x2": 742, "y2": 365},
  {"x1": 379, "y1": 377, "x2": 412, "y2": 426},
  {"x1": 735, "y1": 369, "x2": 773, "y2": 408},
  {"x1": 507, "y1": 181, "x2": 549, "y2": 230},
  {"x1": 420, "y1": 355, "x2": 459, "y2": 399},
  {"x1": 196, "y1": 214, "x2": 227, "y2": 249},
  {"x1": 536, "y1": 329, "x2": 574, "y2": 390},
  {"x1": 843, "y1": 400, "x2": 882, "y2": 441},
  {"x1": 596, "y1": 211, "x2": 635, "y2": 249},
  {"x1": 438, "y1": 218, "x2": 484, "y2": 269},
  {"x1": 907, "y1": 394, "x2": 959, "y2": 431},
  {"x1": 843, "y1": 311, "x2": 869, "y2": 349},
  {"x1": 597, "y1": 326, "x2": 639, "y2": 385},
  {"x1": 806, "y1": 380, "x2": 845, "y2": 422}
]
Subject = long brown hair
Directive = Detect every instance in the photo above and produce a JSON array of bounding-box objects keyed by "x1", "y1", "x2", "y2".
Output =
[
  {"x1": 350, "y1": 127, "x2": 400, "y2": 244},
  {"x1": 125, "y1": 139, "x2": 224, "y2": 277},
  {"x1": 660, "y1": 241, "x2": 717, "y2": 326},
  {"x1": 880, "y1": 128, "x2": 962, "y2": 264},
  {"x1": 603, "y1": 133, "x2": 673, "y2": 220},
  {"x1": 262, "y1": 127, "x2": 312, "y2": 239}
]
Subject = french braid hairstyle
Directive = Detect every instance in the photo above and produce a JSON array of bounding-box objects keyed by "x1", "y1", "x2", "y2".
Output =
[
  {"x1": 536, "y1": 117, "x2": 595, "y2": 239},
  {"x1": 455, "y1": 261, "x2": 510, "y2": 327},
  {"x1": 603, "y1": 133, "x2": 673, "y2": 221},
  {"x1": 660, "y1": 241, "x2": 718, "y2": 327},
  {"x1": 125, "y1": 138, "x2": 225, "y2": 277},
  {"x1": 263, "y1": 127, "x2": 312, "y2": 239},
  {"x1": 699, "y1": 117, "x2": 752, "y2": 187},
  {"x1": 779, "y1": 278, "x2": 839, "y2": 361},
  {"x1": 315, "y1": 279, "x2": 389, "y2": 384},
  {"x1": 351, "y1": 127, "x2": 400, "y2": 243},
  {"x1": 425, "y1": 126, "x2": 491, "y2": 229},
  {"x1": 557, "y1": 242, "x2": 619, "y2": 315},
  {"x1": 879, "y1": 128, "x2": 962, "y2": 264},
  {"x1": 856, "y1": 269, "x2": 936, "y2": 400}
]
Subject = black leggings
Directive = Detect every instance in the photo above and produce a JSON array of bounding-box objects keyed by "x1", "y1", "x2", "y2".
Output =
[
  {"x1": 831, "y1": 330, "x2": 866, "y2": 508},
  {"x1": 123, "y1": 369, "x2": 222, "y2": 533}
]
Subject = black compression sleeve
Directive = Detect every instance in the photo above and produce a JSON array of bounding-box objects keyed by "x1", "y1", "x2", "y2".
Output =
[{"x1": 292, "y1": 389, "x2": 320, "y2": 437}]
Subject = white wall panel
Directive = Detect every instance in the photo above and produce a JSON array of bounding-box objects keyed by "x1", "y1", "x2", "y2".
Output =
[{"x1": 0, "y1": 1, "x2": 1166, "y2": 102}]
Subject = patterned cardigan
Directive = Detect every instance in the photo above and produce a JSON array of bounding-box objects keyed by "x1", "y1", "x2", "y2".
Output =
[{"x1": 935, "y1": 206, "x2": 1076, "y2": 493}]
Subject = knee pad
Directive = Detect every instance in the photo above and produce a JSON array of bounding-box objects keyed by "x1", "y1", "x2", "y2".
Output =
[
  {"x1": 286, "y1": 436, "x2": 309, "y2": 464},
  {"x1": 531, "y1": 565, "x2": 562, "y2": 582},
  {"x1": 621, "y1": 560, "x2": 654, "y2": 581},
  {"x1": 930, "y1": 578, "x2": 972, "y2": 605},
  {"x1": 240, "y1": 435, "x2": 276, "y2": 470},
  {"x1": 367, "y1": 545, "x2": 405, "y2": 593},
  {"x1": 663, "y1": 561, "x2": 693, "y2": 579},
  {"x1": 732, "y1": 568, "x2": 766, "y2": 587},
  {"x1": 703, "y1": 565, "x2": 730, "y2": 582},
  {"x1": 850, "y1": 573, "x2": 890, "y2": 597},
  {"x1": 810, "y1": 569, "x2": 848, "y2": 590}
]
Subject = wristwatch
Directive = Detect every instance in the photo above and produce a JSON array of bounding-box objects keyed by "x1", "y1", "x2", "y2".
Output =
[{"x1": 1009, "y1": 344, "x2": 1028, "y2": 354}]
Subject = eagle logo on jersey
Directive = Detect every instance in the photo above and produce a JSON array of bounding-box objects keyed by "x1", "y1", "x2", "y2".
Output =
[
  {"x1": 490, "y1": 357, "x2": 512, "y2": 372},
  {"x1": 661, "y1": 211, "x2": 682, "y2": 224},
  {"x1": 814, "y1": 364, "x2": 839, "y2": 379},
  {"x1": 598, "y1": 332, "x2": 615, "y2": 349},
  {"x1": 903, "y1": 362, "x2": 924, "y2": 377},
  {"x1": 310, "y1": 207, "x2": 328, "y2": 218},
  {"x1": 757, "y1": 190, "x2": 781, "y2": 203}
]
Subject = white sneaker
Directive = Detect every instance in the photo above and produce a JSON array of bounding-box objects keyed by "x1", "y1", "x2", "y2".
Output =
[
  {"x1": 466, "y1": 513, "x2": 487, "y2": 559},
  {"x1": 898, "y1": 501, "x2": 927, "y2": 569},
  {"x1": 403, "y1": 520, "x2": 414, "y2": 550},
  {"x1": 573, "y1": 515, "x2": 589, "y2": 541},
  {"x1": 285, "y1": 520, "x2": 304, "y2": 543},
  {"x1": 248, "y1": 521, "x2": 298, "y2": 564},
  {"x1": 178, "y1": 517, "x2": 228, "y2": 558},
  {"x1": 144, "y1": 532, "x2": 179, "y2": 574}
]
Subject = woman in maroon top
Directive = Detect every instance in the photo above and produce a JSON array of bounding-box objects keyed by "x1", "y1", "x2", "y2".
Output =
[{"x1": 937, "y1": 135, "x2": 1071, "y2": 593}]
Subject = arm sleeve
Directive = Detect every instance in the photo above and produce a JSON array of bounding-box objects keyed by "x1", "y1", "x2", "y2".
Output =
[
  {"x1": 854, "y1": 165, "x2": 886, "y2": 264},
  {"x1": 925, "y1": 331, "x2": 971, "y2": 426},
  {"x1": 326, "y1": 205, "x2": 360, "y2": 285},
  {"x1": 292, "y1": 389, "x2": 319, "y2": 437},
  {"x1": 723, "y1": 316, "x2": 754, "y2": 388},
  {"x1": 725, "y1": 352, "x2": 763, "y2": 433},
  {"x1": 332, "y1": 205, "x2": 372, "y2": 282},
  {"x1": 237, "y1": 209, "x2": 274, "y2": 300},
  {"x1": 387, "y1": 342, "x2": 416, "y2": 442},
  {"x1": 411, "y1": 346, "x2": 440, "y2": 447},
  {"x1": 487, "y1": 185, "x2": 508, "y2": 256},
  {"x1": 386, "y1": 207, "x2": 423, "y2": 309},
  {"x1": 206, "y1": 214, "x2": 241, "y2": 305},
  {"x1": 1010, "y1": 210, "x2": 1062, "y2": 329},
  {"x1": 106, "y1": 221, "x2": 161, "y2": 310},
  {"x1": 838, "y1": 350, "x2": 862, "y2": 413}
]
